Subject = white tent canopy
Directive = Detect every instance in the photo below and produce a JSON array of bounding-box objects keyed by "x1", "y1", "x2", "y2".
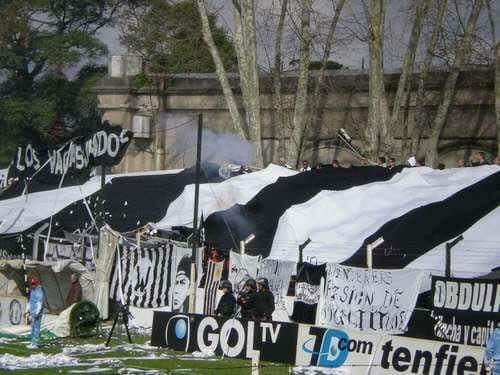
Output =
[
  {"x1": 269, "y1": 165, "x2": 500, "y2": 278},
  {"x1": 153, "y1": 164, "x2": 297, "y2": 229}
]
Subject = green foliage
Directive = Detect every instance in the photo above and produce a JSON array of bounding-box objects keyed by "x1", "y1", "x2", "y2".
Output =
[
  {"x1": 121, "y1": 0, "x2": 238, "y2": 75},
  {"x1": 0, "y1": 0, "x2": 122, "y2": 165}
]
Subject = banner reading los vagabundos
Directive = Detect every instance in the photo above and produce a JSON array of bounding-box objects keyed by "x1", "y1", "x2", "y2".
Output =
[
  {"x1": 3, "y1": 122, "x2": 133, "y2": 197},
  {"x1": 318, "y1": 264, "x2": 425, "y2": 334},
  {"x1": 431, "y1": 276, "x2": 499, "y2": 347},
  {"x1": 151, "y1": 312, "x2": 487, "y2": 374}
]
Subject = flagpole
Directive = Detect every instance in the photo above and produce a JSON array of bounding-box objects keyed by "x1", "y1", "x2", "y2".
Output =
[{"x1": 190, "y1": 113, "x2": 203, "y2": 313}]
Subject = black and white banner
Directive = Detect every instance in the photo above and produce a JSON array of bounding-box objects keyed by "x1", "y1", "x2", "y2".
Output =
[
  {"x1": 110, "y1": 241, "x2": 193, "y2": 310},
  {"x1": 257, "y1": 259, "x2": 295, "y2": 321},
  {"x1": 319, "y1": 264, "x2": 424, "y2": 334},
  {"x1": 431, "y1": 276, "x2": 499, "y2": 346},
  {"x1": 151, "y1": 312, "x2": 298, "y2": 364},
  {"x1": 290, "y1": 262, "x2": 326, "y2": 324},
  {"x1": 43, "y1": 238, "x2": 95, "y2": 270},
  {"x1": 110, "y1": 243, "x2": 172, "y2": 308},
  {"x1": 202, "y1": 260, "x2": 224, "y2": 315},
  {"x1": 151, "y1": 312, "x2": 487, "y2": 374},
  {"x1": 5, "y1": 123, "x2": 132, "y2": 196},
  {"x1": 228, "y1": 251, "x2": 262, "y2": 294}
]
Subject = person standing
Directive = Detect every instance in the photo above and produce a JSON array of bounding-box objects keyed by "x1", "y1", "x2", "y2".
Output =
[
  {"x1": 255, "y1": 278, "x2": 275, "y2": 322},
  {"x1": 26, "y1": 275, "x2": 45, "y2": 349},
  {"x1": 215, "y1": 280, "x2": 236, "y2": 318},
  {"x1": 485, "y1": 328, "x2": 500, "y2": 375},
  {"x1": 300, "y1": 160, "x2": 311, "y2": 172},
  {"x1": 237, "y1": 278, "x2": 257, "y2": 320},
  {"x1": 66, "y1": 273, "x2": 82, "y2": 307}
]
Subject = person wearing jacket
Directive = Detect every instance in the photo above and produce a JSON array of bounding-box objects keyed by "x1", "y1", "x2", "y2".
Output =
[
  {"x1": 26, "y1": 275, "x2": 45, "y2": 349},
  {"x1": 255, "y1": 278, "x2": 275, "y2": 322},
  {"x1": 237, "y1": 278, "x2": 257, "y2": 320},
  {"x1": 66, "y1": 273, "x2": 82, "y2": 307},
  {"x1": 486, "y1": 328, "x2": 500, "y2": 375},
  {"x1": 215, "y1": 280, "x2": 236, "y2": 318}
]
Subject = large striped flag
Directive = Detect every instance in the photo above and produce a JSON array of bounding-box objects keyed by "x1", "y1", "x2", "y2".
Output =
[
  {"x1": 203, "y1": 259, "x2": 224, "y2": 315},
  {"x1": 110, "y1": 243, "x2": 172, "y2": 308}
]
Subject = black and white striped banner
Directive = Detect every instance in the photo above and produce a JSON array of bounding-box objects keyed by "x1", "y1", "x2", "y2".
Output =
[
  {"x1": 202, "y1": 260, "x2": 224, "y2": 315},
  {"x1": 110, "y1": 241, "x2": 193, "y2": 310},
  {"x1": 110, "y1": 243, "x2": 172, "y2": 308}
]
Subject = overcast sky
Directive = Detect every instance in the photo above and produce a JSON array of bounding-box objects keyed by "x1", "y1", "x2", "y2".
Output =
[{"x1": 96, "y1": 0, "x2": 499, "y2": 72}]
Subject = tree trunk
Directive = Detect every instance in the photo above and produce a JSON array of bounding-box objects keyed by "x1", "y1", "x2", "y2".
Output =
[
  {"x1": 495, "y1": 42, "x2": 500, "y2": 154},
  {"x1": 388, "y1": 0, "x2": 429, "y2": 154},
  {"x1": 426, "y1": 0, "x2": 484, "y2": 167},
  {"x1": 289, "y1": 0, "x2": 313, "y2": 168},
  {"x1": 365, "y1": 0, "x2": 390, "y2": 160},
  {"x1": 310, "y1": 0, "x2": 347, "y2": 165},
  {"x1": 272, "y1": 0, "x2": 288, "y2": 161},
  {"x1": 411, "y1": 0, "x2": 448, "y2": 157},
  {"x1": 196, "y1": 0, "x2": 247, "y2": 141},
  {"x1": 240, "y1": 0, "x2": 263, "y2": 167}
]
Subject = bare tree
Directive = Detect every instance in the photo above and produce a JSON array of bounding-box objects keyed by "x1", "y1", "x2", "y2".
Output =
[
  {"x1": 309, "y1": 0, "x2": 347, "y2": 165},
  {"x1": 289, "y1": 0, "x2": 313, "y2": 167},
  {"x1": 272, "y1": 0, "x2": 288, "y2": 161},
  {"x1": 411, "y1": 0, "x2": 448, "y2": 157},
  {"x1": 388, "y1": 0, "x2": 430, "y2": 157},
  {"x1": 362, "y1": 0, "x2": 390, "y2": 160},
  {"x1": 425, "y1": 0, "x2": 485, "y2": 167},
  {"x1": 196, "y1": 0, "x2": 247, "y2": 142}
]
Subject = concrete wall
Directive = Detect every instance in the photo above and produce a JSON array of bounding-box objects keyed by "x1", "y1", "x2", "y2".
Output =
[{"x1": 94, "y1": 68, "x2": 496, "y2": 172}]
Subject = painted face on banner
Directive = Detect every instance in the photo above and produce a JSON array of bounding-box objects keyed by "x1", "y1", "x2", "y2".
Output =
[{"x1": 173, "y1": 271, "x2": 190, "y2": 310}]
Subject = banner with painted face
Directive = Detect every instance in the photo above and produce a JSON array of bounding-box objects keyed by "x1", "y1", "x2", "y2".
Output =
[
  {"x1": 0, "y1": 296, "x2": 26, "y2": 326},
  {"x1": 169, "y1": 243, "x2": 192, "y2": 313},
  {"x1": 3, "y1": 122, "x2": 133, "y2": 197},
  {"x1": 318, "y1": 264, "x2": 425, "y2": 334},
  {"x1": 430, "y1": 276, "x2": 499, "y2": 346}
]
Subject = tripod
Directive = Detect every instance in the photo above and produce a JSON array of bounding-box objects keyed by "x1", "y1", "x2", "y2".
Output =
[{"x1": 105, "y1": 302, "x2": 133, "y2": 346}]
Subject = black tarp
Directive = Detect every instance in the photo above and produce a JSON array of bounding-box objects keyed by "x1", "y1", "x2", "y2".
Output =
[
  {"x1": 342, "y1": 171, "x2": 500, "y2": 268},
  {"x1": 203, "y1": 166, "x2": 403, "y2": 257},
  {"x1": 0, "y1": 163, "x2": 222, "y2": 256}
]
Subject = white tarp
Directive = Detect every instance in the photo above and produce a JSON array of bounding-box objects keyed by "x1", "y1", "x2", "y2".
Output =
[
  {"x1": 318, "y1": 264, "x2": 425, "y2": 334},
  {"x1": 0, "y1": 168, "x2": 8, "y2": 189},
  {"x1": 269, "y1": 165, "x2": 499, "y2": 268},
  {"x1": 407, "y1": 206, "x2": 500, "y2": 291},
  {"x1": 257, "y1": 259, "x2": 296, "y2": 322},
  {"x1": 153, "y1": 164, "x2": 297, "y2": 229},
  {"x1": 228, "y1": 251, "x2": 262, "y2": 294}
]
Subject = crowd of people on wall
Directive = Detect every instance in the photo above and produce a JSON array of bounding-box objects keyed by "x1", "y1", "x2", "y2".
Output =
[{"x1": 278, "y1": 151, "x2": 500, "y2": 172}]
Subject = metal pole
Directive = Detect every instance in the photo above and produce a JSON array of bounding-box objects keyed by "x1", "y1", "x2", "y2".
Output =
[
  {"x1": 445, "y1": 244, "x2": 451, "y2": 278},
  {"x1": 445, "y1": 235, "x2": 464, "y2": 278},
  {"x1": 366, "y1": 244, "x2": 373, "y2": 269},
  {"x1": 190, "y1": 113, "x2": 203, "y2": 313}
]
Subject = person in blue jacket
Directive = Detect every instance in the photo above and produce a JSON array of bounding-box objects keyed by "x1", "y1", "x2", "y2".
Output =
[
  {"x1": 486, "y1": 328, "x2": 500, "y2": 375},
  {"x1": 26, "y1": 275, "x2": 45, "y2": 349}
]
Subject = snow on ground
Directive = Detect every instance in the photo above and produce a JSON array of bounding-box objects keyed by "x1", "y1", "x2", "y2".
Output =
[{"x1": 0, "y1": 353, "x2": 78, "y2": 370}]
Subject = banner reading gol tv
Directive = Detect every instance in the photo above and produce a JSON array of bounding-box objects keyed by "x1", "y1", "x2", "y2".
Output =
[
  {"x1": 431, "y1": 276, "x2": 499, "y2": 347},
  {"x1": 151, "y1": 312, "x2": 487, "y2": 374}
]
